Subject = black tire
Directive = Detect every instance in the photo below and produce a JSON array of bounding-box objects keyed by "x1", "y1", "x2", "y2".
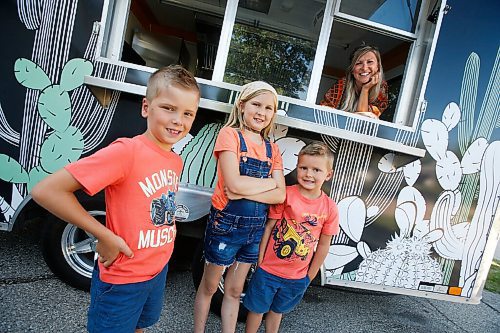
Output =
[
  {"x1": 191, "y1": 240, "x2": 253, "y2": 322},
  {"x1": 41, "y1": 210, "x2": 105, "y2": 291},
  {"x1": 276, "y1": 240, "x2": 296, "y2": 259}
]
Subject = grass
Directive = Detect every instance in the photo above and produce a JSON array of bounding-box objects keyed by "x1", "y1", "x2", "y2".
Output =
[{"x1": 485, "y1": 259, "x2": 500, "y2": 294}]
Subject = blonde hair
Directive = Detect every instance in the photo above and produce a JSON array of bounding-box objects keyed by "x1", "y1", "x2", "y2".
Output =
[
  {"x1": 145, "y1": 65, "x2": 200, "y2": 101},
  {"x1": 298, "y1": 141, "x2": 334, "y2": 170},
  {"x1": 225, "y1": 81, "x2": 278, "y2": 139},
  {"x1": 342, "y1": 45, "x2": 384, "y2": 113}
]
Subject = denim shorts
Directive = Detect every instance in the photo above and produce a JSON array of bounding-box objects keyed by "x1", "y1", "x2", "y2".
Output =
[
  {"x1": 243, "y1": 267, "x2": 310, "y2": 314},
  {"x1": 204, "y1": 206, "x2": 266, "y2": 266},
  {"x1": 87, "y1": 262, "x2": 168, "y2": 333}
]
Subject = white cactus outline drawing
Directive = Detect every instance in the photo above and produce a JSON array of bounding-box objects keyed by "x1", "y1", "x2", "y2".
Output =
[
  {"x1": 421, "y1": 48, "x2": 500, "y2": 297},
  {"x1": 323, "y1": 49, "x2": 499, "y2": 296}
]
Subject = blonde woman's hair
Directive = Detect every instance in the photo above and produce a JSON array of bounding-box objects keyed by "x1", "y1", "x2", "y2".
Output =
[
  {"x1": 146, "y1": 65, "x2": 200, "y2": 101},
  {"x1": 298, "y1": 141, "x2": 335, "y2": 170},
  {"x1": 341, "y1": 45, "x2": 384, "y2": 113},
  {"x1": 225, "y1": 81, "x2": 278, "y2": 139}
]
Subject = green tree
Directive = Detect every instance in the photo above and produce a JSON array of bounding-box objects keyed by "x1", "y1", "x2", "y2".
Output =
[{"x1": 225, "y1": 24, "x2": 315, "y2": 99}]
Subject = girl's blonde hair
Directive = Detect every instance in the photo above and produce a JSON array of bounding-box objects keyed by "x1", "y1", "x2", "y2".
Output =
[
  {"x1": 341, "y1": 45, "x2": 384, "y2": 113},
  {"x1": 225, "y1": 81, "x2": 278, "y2": 139}
]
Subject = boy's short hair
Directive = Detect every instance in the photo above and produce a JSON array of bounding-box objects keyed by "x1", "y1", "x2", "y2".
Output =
[
  {"x1": 298, "y1": 141, "x2": 335, "y2": 170},
  {"x1": 145, "y1": 65, "x2": 200, "y2": 101}
]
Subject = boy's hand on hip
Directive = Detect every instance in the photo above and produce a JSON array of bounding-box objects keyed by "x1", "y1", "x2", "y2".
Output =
[{"x1": 96, "y1": 233, "x2": 134, "y2": 268}]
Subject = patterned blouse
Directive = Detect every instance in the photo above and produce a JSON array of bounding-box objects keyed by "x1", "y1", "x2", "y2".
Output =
[{"x1": 320, "y1": 77, "x2": 389, "y2": 118}]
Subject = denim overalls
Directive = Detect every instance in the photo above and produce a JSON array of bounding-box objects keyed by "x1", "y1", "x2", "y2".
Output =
[{"x1": 204, "y1": 131, "x2": 273, "y2": 266}]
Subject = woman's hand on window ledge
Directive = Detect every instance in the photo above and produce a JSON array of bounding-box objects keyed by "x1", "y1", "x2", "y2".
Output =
[{"x1": 355, "y1": 111, "x2": 379, "y2": 119}]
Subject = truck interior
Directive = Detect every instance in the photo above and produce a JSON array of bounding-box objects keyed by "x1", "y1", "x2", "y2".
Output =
[{"x1": 117, "y1": 0, "x2": 430, "y2": 123}]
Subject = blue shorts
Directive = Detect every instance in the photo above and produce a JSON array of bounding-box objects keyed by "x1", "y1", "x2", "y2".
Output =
[
  {"x1": 87, "y1": 262, "x2": 168, "y2": 333},
  {"x1": 243, "y1": 267, "x2": 310, "y2": 314},
  {"x1": 204, "y1": 206, "x2": 266, "y2": 266}
]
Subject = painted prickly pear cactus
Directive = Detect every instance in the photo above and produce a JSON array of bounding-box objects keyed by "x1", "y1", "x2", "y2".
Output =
[
  {"x1": 355, "y1": 198, "x2": 444, "y2": 289},
  {"x1": 0, "y1": 58, "x2": 93, "y2": 191},
  {"x1": 420, "y1": 49, "x2": 500, "y2": 296},
  {"x1": 351, "y1": 152, "x2": 445, "y2": 290},
  {"x1": 322, "y1": 48, "x2": 499, "y2": 298},
  {"x1": 323, "y1": 155, "x2": 443, "y2": 289}
]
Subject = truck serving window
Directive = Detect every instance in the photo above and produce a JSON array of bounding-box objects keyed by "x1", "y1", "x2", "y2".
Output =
[
  {"x1": 99, "y1": 0, "x2": 227, "y2": 80},
  {"x1": 98, "y1": 0, "x2": 445, "y2": 127},
  {"x1": 316, "y1": 0, "x2": 441, "y2": 125},
  {"x1": 223, "y1": 0, "x2": 326, "y2": 100}
]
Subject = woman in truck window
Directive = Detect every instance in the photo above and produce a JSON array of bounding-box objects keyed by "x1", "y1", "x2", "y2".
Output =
[{"x1": 321, "y1": 44, "x2": 388, "y2": 119}]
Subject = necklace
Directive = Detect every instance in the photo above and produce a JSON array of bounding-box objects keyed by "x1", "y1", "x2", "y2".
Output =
[{"x1": 243, "y1": 125, "x2": 261, "y2": 134}]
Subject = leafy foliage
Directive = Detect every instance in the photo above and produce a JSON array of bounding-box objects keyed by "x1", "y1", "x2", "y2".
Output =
[
  {"x1": 485, "y1": 260, "x2": 500, "y2": 294},
  {"x1": 224, "y1": 24, "x2": 315, "y2": 99}
]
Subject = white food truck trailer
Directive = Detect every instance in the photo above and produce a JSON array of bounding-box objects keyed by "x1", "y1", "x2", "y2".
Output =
[{"x1": 0, "y1": 0, "x2": 499, "y2": 314}]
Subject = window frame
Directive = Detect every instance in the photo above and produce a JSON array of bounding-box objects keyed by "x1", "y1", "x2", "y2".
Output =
[{"x1": 95, "y1": 0, "x2": 447, "y2": 131}]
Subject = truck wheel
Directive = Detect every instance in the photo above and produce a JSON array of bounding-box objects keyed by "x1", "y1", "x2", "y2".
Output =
[
  {"x1": 41, "y1": 210, "x2": 105, "y2": 291},
  {"x1": 191, "y1": 241, "x2": 252, "y2": 322}
]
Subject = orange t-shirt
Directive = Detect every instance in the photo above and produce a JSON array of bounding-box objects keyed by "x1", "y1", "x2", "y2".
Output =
[
  {"x1": 260, "y1": 185, "x2": 339, "y2": 279},
  {"x1": 211, "y1": 127, "x2": 283, "y2": 210},
  {"x1": 65, "y1": 135, "x2": 182, "y2": 284}
]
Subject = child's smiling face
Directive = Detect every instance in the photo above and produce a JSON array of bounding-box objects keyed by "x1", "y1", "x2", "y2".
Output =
[
  {"x1": 241, "y1": 91, "x2": 275, "y2": 132},
  {"x1": 141, "y1": 84, "x2": 199, "y2": 151},
  {"x1": 296, "y1": 154, "x2": 333, "y2": 198}
]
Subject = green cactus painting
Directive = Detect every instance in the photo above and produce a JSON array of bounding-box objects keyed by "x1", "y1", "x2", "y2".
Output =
[
  {"x1": 0, "y1": 58, "x2": 93, "y2": 192},
  {"x1": 179, "y1": 122, "x2": 223, "y2": 187}
]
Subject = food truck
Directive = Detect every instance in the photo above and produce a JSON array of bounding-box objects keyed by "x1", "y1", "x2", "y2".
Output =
[{"x1": 1, "y1": 0, "x2": 498, "y2": 313}]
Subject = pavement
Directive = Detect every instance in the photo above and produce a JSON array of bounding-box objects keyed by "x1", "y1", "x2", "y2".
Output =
[{"x1": 0, "y1": 222, "x2": 499, "y2": 333}]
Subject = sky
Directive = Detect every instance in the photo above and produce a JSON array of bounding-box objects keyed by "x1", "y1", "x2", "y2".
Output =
[
  {"x1": 370, "y1": 0, "x2": 419, "y2": 31},
  {"x1": 424, "y1": 0, "x2": 499, "y2": 119},
  {"x1": 368, "y1": 0, "x2": 498, "y2": 121}
]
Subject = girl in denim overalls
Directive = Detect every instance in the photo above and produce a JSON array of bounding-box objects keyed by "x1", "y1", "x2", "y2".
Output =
[{"x1": 194, "y1": 82, "x2": 286, "y2": 332}]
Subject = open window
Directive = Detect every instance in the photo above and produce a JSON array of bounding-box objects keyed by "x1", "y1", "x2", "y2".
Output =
[
  {"x1": 316, "y1": 0, "x2": 442, "y2": 125},
  {"x1": 99, "y1": 0, "x2": 227, "y2": 80},
  {"x1": 98, "y1": 0, "x2": 446, "y2": 128},
  {"x1": 318, "y1": 21, "x2": 413, "y2": 123},
  {"x1": 223, "y1": 0, "x2": 327, "y2": 100}
]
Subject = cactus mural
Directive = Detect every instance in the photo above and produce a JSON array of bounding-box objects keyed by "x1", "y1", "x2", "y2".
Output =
[
  {"x1": 355, "y1": 207, "x2": 444, "y2": 289},
  {"x1": 421, "y1": 49, "x2": 500, "y2": 297},
  {"x1": 322, "y1": 49, "x2": 499, "y2": 295},
  {"x1": 178, "y1": 122, "x2": 223, "y2": 187},
  {"x1": 0, "y1": 58, "x2": 92, "y2": 192},
  {"x1": 0, "y1": 0, "x2": 127, "y2": 225},
  {"x1": 323, "y1": 156, "x2": 443, "y2": 289}
]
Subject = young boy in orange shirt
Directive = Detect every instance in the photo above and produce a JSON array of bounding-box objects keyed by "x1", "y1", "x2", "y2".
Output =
[
  {"x1": 243, "y1": 141, "x2": 340, "y2": 333},
  {"x1": 31, "y1": 65, "x2": 200, "y2": 333}
]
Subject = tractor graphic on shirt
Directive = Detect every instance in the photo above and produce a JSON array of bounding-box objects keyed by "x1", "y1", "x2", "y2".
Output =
[
  {"x1": 273, "y1": 218, "x2": 315, "y2": 261},
  {"x1": 150, "y1": 191, "x2": 176, "y2": 227}
]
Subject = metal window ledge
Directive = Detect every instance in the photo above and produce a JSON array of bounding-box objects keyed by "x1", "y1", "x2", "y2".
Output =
[{"x1": 84, "y1": 76, "x2": 426, "y2": 165}]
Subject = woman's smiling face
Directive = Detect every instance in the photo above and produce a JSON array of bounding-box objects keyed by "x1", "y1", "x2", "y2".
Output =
[{"x1": 352, "y1": 51, "x2": 379, "y2": 88}]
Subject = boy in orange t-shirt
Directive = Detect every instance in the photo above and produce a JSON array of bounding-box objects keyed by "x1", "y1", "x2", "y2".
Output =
[
  {"x1": 244, "y1": 141, "x2": 340, "y2": 333},
  {"x1": 31, "y1": 65, "x2": 200, "y2": 333}
]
